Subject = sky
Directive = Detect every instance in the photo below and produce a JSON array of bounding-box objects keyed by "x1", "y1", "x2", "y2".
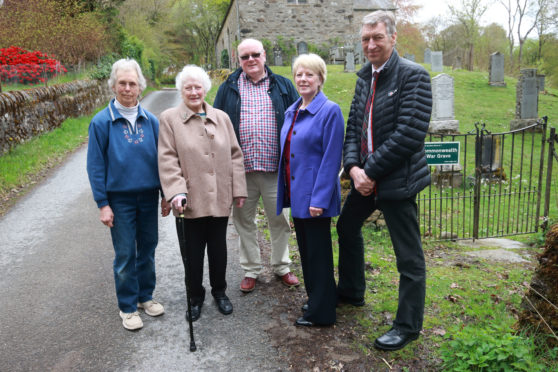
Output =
[{"x1": 414, "y1": 0, "x2": 511, "y2": 31}]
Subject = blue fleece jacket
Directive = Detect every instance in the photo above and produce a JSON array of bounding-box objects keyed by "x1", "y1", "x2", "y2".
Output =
[{"x1": 87, "y1": 99, "x2": 161, "y2": 208}]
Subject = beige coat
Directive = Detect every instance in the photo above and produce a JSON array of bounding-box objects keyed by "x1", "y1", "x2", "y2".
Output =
[{"x1": 158, "y1": 101, "x2": 247, "y2": 218}]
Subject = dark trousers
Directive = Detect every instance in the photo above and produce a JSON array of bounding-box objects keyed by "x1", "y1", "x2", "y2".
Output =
[
  {"x1": 293, "y1": 217, "x2": 337, "y2": 325},
  {"x1": 175, "y1": 216, "x2": 229, "y2": 303},
  {"x1": 336, "y1": 187, "x2": 426, "y2": 333}
]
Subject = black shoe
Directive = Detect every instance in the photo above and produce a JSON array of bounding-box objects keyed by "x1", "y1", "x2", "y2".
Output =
[
  {"x1": 294, "y1": 317, "x2": 314, "y2": 327},
  {"x1": 374, "y1": 328, "x2": 420, "y2": 351},
  {"x1": 337, "y1": 294, "x2": 365, "y2": 307},
  {"x1": 186, "y1": 303, "x2": 202, "y2": 322},
  {"x1": 301, "y1": 303, "x2": 308, "y2": 312},
  {"x1": 215, "y1": 295, "x2": 233, "y2": 315}
]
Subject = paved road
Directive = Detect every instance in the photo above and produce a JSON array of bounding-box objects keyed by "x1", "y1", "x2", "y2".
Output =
[{"x1": 0, "y1": 90, "x2": 288, "y2": 371}]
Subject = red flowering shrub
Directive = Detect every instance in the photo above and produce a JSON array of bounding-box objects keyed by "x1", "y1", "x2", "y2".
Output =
[{"x1": 0, "y1": 46, "x2": 67, "y2": 85}]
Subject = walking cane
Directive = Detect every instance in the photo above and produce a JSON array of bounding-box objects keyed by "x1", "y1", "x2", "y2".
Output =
[{"x1": 180, "y1": 199, "x2": 197, "y2": 352}]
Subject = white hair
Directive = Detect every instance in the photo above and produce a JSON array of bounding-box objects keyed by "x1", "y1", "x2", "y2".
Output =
[
  {"x1": 175, "y1": 65, "x2": 212, "y2": 93},
  {"x1": 107, "y1": 58, "x2": 146, "y2": 92}
]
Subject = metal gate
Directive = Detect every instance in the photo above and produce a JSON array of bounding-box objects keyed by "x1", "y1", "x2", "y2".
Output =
[{"x1": 418, "y1": 117, "x2": 553, "y2": 240}]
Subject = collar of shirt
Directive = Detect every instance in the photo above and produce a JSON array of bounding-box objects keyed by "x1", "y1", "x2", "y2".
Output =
[
  {"x1": 241, "y1": 70, "x2": 269, "y2": 85},
  {"x1": 372, "y1": 60, "x2": 387, "y2": 78}
]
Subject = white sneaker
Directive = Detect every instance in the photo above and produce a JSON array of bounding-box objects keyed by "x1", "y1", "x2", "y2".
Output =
[
  {"x1": 138, "y1": 300, "x2": 165, "y2": 317},
  {"x1": 119, "y1": 311, "x2": 143, "y2": 330}
]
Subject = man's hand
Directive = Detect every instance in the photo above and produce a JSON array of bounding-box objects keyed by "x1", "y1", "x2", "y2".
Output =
[
  {"x1": 349, "y1": 167, "x2": 375, "y2": 196},
  {"x1": 161, "y1": 198, "x2": 171, "y2": 217},
  {"x1": 100, "y1": 205, "x2": 114, "y2": 227},
  {"x1": 234, "y1": 197, "x2": 246, "y2": 208}
]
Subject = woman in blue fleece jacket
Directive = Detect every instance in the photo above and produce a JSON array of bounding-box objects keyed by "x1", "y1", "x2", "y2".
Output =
[{"x1": 86, "y1": 58, "x2": 171, "y2": 331}]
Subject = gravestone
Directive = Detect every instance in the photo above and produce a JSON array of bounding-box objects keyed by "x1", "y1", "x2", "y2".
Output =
[
  {"x1": 273, "y1": 48, "x2": 283, "y2": 66},
  {"x1": 424, "y1": 48, "x2": 431, "y2": 64},
  {"x1": 431, "y1": 51, "x2": 443, "y2": 72},
  {"x1": 429, "y1": 73, "x2": 459, "y2": 134},
  {"x1": 355, "y1": 43, "x2": 364, "y2": 64},
  {"x1": 432, "y1": 164, "x2": 463, "y2": 188},
  {"x1": 478, "y1": 135, "x2": 505, "y2": 180},
  {"x1": 297, "y1": 41, "x2": 308, "y2": 56},
  {"x1": 403, "y1": 53, "x2": 415, "y2": 62},
  {"x1": 344, "y1": 52, "x2": 355, "y2": 72},
  {"x1": 453, "y1": 56, "x2": 462, "y2": 70},
  {"x1": 510, "y1": 69, "x2": 539, "y2": 130},
  {"x1": 489, "y1": 52, "x2": 506, "y2": 86},
  {"x1": 537, "y1": 74, "x2": 545, "y2": 93}
]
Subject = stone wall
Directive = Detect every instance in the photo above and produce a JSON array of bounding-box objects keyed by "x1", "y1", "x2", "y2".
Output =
[
  {"x1": 0, "y1": 80, "x2": 112, "y2": 154},
  {"x1": 216, "y1": 0, "x2": 394, "y2": 69}
]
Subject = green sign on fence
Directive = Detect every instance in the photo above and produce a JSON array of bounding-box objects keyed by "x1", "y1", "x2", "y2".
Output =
[{"x1": 425, "y1": 142, "x2": 460, "y2": 165}]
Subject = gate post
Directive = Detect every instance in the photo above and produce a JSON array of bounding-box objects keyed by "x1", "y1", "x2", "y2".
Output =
[
  {"x1": 543, "y1": 123, "x2": 555, "y2": 231},
  {"x1": 473, "y1": 124, "x2": 483, "y2": 239}
]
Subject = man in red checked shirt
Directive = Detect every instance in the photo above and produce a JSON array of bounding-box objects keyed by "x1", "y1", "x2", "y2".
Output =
[{"x1": 214, "y1": 39, "x2": 300, "y2": 293}]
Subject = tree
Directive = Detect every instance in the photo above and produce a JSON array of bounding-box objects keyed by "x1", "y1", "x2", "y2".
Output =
[
  {"x1": 449, "y1": 0, "x2": 487, "y2": 71},
  {"x1": 515, "y1": 0, "x2": 541, "y2": 68},
  {"x1": 169, "y1": 0, "x2": 229, "y2": 67},
  {"x1": 499, "y1": 0, "x2": 518, "y2": 70},
  {"x1": 0, "y1": 0, "x2": 108, "y2": 65}
]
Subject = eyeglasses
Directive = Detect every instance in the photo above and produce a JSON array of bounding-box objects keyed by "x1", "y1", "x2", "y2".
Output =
[{"x1": 240, "y1": 52, "x2": 261, "y2": 61}]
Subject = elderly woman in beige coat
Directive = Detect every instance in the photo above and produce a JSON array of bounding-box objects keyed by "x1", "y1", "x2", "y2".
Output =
[{"x1": 158, "y1": 65, "x2": 247, "y2": 322}]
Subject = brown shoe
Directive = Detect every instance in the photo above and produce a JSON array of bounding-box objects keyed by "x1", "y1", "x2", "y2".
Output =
[
  {"x1": 240, "y1": 277, "x2": 256, "y2": 292},
  {"x1": 280, "y1": 272, "x2": 300, "y2": 287}
]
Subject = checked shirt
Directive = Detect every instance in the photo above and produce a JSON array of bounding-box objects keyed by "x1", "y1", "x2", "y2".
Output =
[{"x1": 238, "y1": 72, "x2": 279, "y2": 173}]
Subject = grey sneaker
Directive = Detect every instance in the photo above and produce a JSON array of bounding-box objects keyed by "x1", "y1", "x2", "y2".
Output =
[
  {"x1": 119, "y1": 311, "x2": 143, "y2": 330},
  {"x1": 138, "y1": 300, "x2": 165, "y2": 317}
]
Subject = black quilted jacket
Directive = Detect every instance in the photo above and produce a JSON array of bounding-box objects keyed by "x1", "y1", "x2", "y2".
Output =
[{"x1": 343, "y1": 49, "x2": 432, "y2": 200}]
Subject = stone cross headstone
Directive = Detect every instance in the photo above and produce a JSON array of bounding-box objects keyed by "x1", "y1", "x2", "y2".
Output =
[
  {"x1": 297, "y1": 41, "x2": 308, "y2": 56},
  {"x1": 273, "y1": 49, "x2": 283, "y2": 66},
  {"x1": 537, "y1": 74, "x2": 545, "y2": 93},
  {"x1": 344, "y1": 52, "x2": 355, "y2": 72},
  {"x1": 429, "y1": 73, "x2": 459, "y2": 133},
  {"x1": 403, "y1": 53, "x2": 415, "y2": 62},
  {"x1": 510, "y1": 68, "x2": 539, "y2": 130},
  {"x1": 489, "y1": 52, "x2": 506, "y2": 86},
  {"x1": 424, "y1": 48, "x2": 431, "y2": 64},
  {"x1": 431, "y1": 51, "x2": 443, "y2": 72}
]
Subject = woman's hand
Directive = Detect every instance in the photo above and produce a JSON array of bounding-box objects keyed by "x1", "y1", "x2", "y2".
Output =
[
  {"x1": 161, "y1": 198, "x2": 171, "y2": 217},
  {"x1": 235, "y1": 197, "x2": 246, "y2": 208},
  {"x1": 309, "y1": 207, "x2": 323, "y2": 217},
  {"x1": 100, "y1": 205, "x2": 114, "y2": 227},
  {"x1": 171, "y1": 194, "x2": 187, "y2": 214}
]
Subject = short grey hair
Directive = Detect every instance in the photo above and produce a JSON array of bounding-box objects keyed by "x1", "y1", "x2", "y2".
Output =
[
  {"x1": 362, "y1": 10, "x2": 396, "y2": 36},
  {"x1": 175, "y1": 65, "x2": 212, "y2": 93},
  {"x1": 108, "y1": 58, "x2": 146, "y2": 92}
]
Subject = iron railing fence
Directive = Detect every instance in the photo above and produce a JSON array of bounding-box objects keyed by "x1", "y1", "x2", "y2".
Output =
[{"x1": 418, "y1": 117, "x2": 550, "y2": 240}]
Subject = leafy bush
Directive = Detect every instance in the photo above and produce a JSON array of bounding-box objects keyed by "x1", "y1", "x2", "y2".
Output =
[
  {"x1": 89, "y1": 53, "x2": 120, "y2": 81},
  {"x1": 440, "y1": 325, "x2": 544, "y2": 371},
  {"x1": 0, "y1": 46, "x2": 67, "y2": 85}
]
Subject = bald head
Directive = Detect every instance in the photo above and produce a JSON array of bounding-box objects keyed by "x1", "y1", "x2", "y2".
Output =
[{"x1": 237, "y1": 38, "x2": 267, "y2": 82}]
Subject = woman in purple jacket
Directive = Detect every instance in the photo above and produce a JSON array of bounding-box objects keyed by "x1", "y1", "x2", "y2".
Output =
[{"x1": 277, "y1": 53, "x2": 345, "y2": 326}]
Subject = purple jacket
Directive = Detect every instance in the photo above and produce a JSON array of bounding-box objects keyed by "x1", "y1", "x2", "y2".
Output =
[{"x1": 276, "y1": 91, "x2": 345, "y2": 219}]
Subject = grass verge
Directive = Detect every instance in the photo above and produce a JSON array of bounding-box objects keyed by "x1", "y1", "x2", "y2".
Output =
[{"x1": 0, "y1": 110, "x2": 98, "y2": 216}]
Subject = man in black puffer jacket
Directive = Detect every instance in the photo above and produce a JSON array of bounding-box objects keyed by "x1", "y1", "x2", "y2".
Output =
[{"x1": 336, "y1": 10, "x2": 432, "y2": 351}]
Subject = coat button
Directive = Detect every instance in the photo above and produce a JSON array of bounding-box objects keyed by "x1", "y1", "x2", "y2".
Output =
[
  {"x1": 293, "y1": 131, "x2": 296, "y2": 135},
  {"x1": 291, "y1": 153, "x2": 294, "y2": 158},
  {"x1": 291, "y1": 176, "x2": 295, "y2": 180}
]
